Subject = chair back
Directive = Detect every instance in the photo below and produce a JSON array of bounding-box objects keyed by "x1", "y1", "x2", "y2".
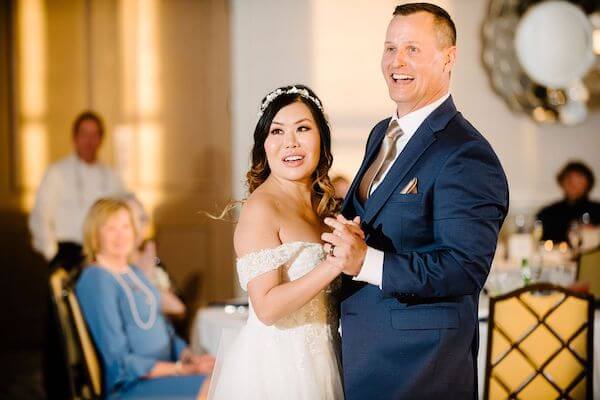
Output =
[
  {"x1": 483, "y1": 283, "x2": 594, "y2": 400},
  {"x1": 577, "y1": 248, "x2": 600, "y2": 300},
  {"x1": 49, "y1": 268, "x2": 102, "y2": 399}
]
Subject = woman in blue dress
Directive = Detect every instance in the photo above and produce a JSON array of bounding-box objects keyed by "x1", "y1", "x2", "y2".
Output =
[{"x1": 76, "y1": 198, "x2": 214, "y2": 399}]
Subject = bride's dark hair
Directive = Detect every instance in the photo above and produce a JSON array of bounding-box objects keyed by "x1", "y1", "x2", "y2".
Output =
[{"x1": 247, "y1": 84, "x2": 339, "y2": 218}]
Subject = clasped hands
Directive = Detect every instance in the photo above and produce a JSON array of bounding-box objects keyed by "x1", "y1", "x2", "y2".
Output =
[{"x1": 322, "y1": 215, "x2": 367, "y2": 277}]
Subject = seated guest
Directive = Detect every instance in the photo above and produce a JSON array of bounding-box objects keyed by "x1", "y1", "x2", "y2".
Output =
[
  {"x1": 537, "y1": 161, "x2": 600, "y2": 243},
  {"x1": 76, "y1": 198, "x2": 214, "y2": 399},
  {"x1": 123, "y1": 193, "x2": 186, "y2": 317}
]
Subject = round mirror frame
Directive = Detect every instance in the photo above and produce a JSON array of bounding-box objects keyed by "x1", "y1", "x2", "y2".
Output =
[{"x1": 482, "y1": 0, "x2": 600, "y2": 124}]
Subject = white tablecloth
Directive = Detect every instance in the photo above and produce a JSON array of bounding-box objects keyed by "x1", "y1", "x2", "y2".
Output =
[
  {"x1": 193, "y1": 306, "x2": 599, "y2": 398},
  {"x1": 191, "y1": 305, "x2": 248, "y2": 354}
]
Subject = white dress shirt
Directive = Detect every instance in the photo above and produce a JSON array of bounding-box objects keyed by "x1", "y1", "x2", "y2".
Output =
[
  {"x1": 28, "y1": 154, "x2": 126, "y2": 260},
  {"x1": 354, "y1": 93, "x2": 450, "y2": 288}
]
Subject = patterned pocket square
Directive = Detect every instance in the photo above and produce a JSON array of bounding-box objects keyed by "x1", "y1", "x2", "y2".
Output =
[{"x1": 400, "y1": 177, "x2": 418, "y2": 194}]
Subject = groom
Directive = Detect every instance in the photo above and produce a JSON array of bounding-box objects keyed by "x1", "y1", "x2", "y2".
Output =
[{"x1": 323, "y1": 3, "x2": 509, "y2": 400}]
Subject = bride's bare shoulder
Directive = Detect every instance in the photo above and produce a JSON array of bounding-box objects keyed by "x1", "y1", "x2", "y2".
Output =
[{"x1": 234, "y1": 189, "x2": 282, "y2": 257}]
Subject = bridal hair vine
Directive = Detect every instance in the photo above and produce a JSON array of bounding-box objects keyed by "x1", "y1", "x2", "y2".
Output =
[{"x1": 257, "y1": 86, "x2": 324, "y2": 119}]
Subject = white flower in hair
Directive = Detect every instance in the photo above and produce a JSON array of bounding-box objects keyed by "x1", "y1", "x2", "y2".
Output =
[{"x1": 257, "y1": 86, "x2": 325, "y2": 119}]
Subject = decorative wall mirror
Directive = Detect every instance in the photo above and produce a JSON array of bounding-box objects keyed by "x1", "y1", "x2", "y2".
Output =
[{"x1": 483, "y1": 0, "x2": 600, "y2": 125}]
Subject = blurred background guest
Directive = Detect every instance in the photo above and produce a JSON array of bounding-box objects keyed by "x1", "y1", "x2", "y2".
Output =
[
  {"x1": 28, "y1": 111, "x2": 126, "y2": 271},
  {"x1": 124, "y1": 193, "x2": 186, "y2": 317},
  {"x1": 76, "y1": 198, "x2": 214, "y2": 399},
  {"x1": 537, "y1": 161, "x2": 600, "y2": 244},
  {"x1": 331, "y1": 175, "x2": 350, "y2": 201},
  {"x1": 28, "y1": 111, "x2": 127, "y2": 399}
]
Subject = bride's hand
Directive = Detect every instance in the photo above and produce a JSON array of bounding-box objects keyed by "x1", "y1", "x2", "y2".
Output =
[
  {"x1": 323, "y1": 253, "x2": 345, "y2": 274},
  {"x1": 322, "y1": 215, "x2": 368, "y2": 277}
]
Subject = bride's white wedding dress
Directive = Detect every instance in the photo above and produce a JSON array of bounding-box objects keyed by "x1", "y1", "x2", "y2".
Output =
[{"x1": 208, "y1": 241, "x2": 344, "y2": 400}]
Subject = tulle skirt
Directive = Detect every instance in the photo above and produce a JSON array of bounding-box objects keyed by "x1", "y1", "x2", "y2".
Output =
[{"x1": 208, "y1": 317, "x2": 344, "y2": 400}]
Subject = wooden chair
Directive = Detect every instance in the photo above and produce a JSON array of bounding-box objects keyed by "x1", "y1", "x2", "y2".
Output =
[
  {"x1": 49, "y1": 267, "x2": 102, "y2": 399},
  {"x1": 483, "y1": 283, "x2": 594, "y2": 400},
  {"x1": 577, "y1": 247, "x2": 600, "y2": 302}
]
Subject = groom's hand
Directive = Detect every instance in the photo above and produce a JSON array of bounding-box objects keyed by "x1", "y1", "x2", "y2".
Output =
[{"x1": 322, "y1": 215, "x2": 367, "y2": 276}]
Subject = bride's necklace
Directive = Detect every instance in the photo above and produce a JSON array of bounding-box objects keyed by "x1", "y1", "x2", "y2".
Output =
[{"x1": 110, "y1": 267, "x2": 157, "y2": 330}]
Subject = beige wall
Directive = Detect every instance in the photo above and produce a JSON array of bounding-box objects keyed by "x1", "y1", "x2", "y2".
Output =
[
  {"x1": 231, "y1": 0, "x2": 314, "y2": 201},
  {"x1": 231, "y1": 0, "x2": 600, "y2": 219},
  {"x1": 4, "y1": 0, "x2": 234, "y2": 305},
  {"x1": 0, "y1": 2, "x2": 12, "y2": 206}
]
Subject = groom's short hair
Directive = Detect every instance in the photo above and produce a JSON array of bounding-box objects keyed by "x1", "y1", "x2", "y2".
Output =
[{"x1": 393, "y1": 3, "x2": 456, "y2": 48}]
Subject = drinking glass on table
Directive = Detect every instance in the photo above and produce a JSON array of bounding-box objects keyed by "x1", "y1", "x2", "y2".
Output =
[{"x1": 568, "y1": 220, "x2": 583, "y2": 254}]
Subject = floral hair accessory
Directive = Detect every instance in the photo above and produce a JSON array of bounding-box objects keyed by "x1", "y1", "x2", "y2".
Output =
[{"x1": 257, "y1": 86, "x2": 324, "y2": 119}]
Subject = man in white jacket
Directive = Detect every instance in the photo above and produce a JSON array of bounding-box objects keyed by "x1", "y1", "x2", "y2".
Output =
[{"x1": 29, "y1": 110, "x2": 125, "y2": 270}]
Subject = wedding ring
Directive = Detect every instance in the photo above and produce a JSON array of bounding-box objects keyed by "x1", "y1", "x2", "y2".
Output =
[{"x1": 328, "y1": 244, "x2": 335, "y2": 257}]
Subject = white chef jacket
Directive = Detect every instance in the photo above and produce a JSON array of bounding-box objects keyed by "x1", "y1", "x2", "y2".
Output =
[{"x1": 28, "y1": 154, "x2": 126, "y2": 260}]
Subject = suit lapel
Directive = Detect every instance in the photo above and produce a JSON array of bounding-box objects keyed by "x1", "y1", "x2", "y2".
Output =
[
  {"x1": 341, "y1": 118, "x2": 390, "y2": 214},
  {"x1": 363, "y1": 96, "x2": 459, "y2": 225}
]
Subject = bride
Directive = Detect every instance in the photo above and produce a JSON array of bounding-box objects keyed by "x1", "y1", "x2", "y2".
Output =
[{"x1": 208, "y1": 85, "x2": 352, "y2": 399}]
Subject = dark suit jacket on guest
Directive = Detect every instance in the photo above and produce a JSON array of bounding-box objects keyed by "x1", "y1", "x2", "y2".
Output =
[{"x1": 340, "y1": 97, "x2": 509, "y2": 400}]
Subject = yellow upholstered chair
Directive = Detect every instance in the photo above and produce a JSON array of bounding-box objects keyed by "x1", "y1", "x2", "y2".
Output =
[
  {"x1": 577, "y1": 248, "x2": 600, "y2": 301},
  {"x1": 49, "y1": 268, "x2": 102, "y2": 399},
  {"x1": 483, "y1": 283, "x2": 594, "y2": 400}
]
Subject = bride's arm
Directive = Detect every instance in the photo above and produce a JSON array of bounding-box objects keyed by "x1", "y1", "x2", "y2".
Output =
[
  {"x1": 248, "y1": 259, "x2": 340, "y2": 326},
  {"x1": 235, "y1": 195, "x2": 341, "y2": 326}
]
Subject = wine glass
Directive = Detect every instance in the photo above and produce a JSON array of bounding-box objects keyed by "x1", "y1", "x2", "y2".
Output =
[{"x1": 568, "y1": 220, "x2": 582, "y2": 255}]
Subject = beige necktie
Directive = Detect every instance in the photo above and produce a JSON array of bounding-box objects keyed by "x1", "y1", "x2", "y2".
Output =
[{"x1": 358, "y1": 120, "x2": 403, "y2": 202}]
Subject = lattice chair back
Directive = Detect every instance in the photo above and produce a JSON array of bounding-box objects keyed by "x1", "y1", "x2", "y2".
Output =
[
  {"x1": 483, "y1": 283, "x2": 594, "y2": 400},
  {"x1": 49, "y1": 267, "x2": 102, "y2": 399}
]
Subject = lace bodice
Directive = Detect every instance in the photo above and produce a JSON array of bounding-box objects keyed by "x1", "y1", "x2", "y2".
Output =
[
  {"x1": 236, "y1": 241, "x2": 339, "y2": 349},
  {"x1": 236, "y1": 241, "x2": 325, "y2": 291}
]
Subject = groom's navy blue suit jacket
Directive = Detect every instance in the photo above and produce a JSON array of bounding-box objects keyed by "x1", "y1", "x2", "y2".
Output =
[{"x1": 340, "y1": 97, "x2": 509, "y2": 400}]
